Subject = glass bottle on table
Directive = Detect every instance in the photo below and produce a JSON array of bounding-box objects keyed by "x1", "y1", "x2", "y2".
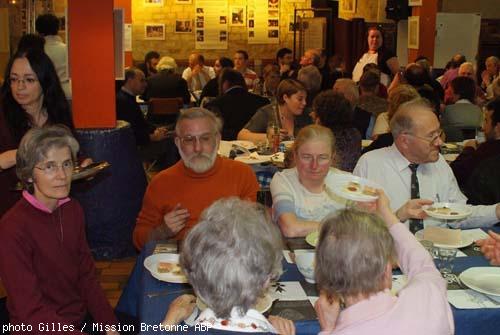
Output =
[{"x1": 267, "y1": 105, "x2": 281, "y2": 153}]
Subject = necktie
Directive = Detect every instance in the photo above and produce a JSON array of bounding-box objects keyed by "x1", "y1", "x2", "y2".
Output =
[{"x1": 409, "y1": 163, "x2": 423, "y2": 233}]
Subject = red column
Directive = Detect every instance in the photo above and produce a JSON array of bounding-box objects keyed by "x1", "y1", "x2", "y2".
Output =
[
  {"x1": 68, "y1": 0, "x2": 116, "y2": 128},
  {"x1": 408, "y1": 0, "x2": 438, "y2": 64}
]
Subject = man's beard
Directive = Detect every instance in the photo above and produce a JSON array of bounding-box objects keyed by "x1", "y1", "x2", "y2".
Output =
[{"x1": 179, "y1": 148, "x2": 218, "y2": 173}]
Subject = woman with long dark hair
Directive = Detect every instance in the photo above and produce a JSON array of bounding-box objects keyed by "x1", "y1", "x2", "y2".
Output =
[{"x1": 0, "y1": 48, "x2": 75, "y2": 217}]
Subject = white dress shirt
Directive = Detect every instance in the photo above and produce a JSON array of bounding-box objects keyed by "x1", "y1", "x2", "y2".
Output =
[
  {"x1": 182, "y1": 65, "x2": 215, "y2": 91},
  {"x1": 353, "y1": 144, "x2": 498, "y2": 229},
  {"x1": 44, "y1": 35, "x2": 71, "y2": 99}
]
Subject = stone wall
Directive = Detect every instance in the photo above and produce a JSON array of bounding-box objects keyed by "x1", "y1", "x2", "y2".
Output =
[{"x1": 131, "y1": 0, "x2": 311, "y2": 64}]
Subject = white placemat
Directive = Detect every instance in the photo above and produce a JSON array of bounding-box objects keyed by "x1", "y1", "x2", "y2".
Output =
[{"x1": 448, "y1": 289, "x2": 500, "y2": 309}]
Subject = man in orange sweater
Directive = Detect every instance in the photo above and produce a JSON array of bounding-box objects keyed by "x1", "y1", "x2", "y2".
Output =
[{"x1": 133, "y1": 107, "x2": 260, "y2": 250}]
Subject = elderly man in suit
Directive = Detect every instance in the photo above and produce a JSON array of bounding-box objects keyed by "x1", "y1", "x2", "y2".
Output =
[{"x1": 142, "y1": 56, "x2": 190, "y2": 105}]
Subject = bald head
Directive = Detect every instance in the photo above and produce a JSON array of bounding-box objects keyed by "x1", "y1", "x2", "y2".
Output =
[
  {"x1": 390, "y1": 98, "x2": 436, "y2": 139},
  {"x1": 124, "y1": 67, "x2": 147, "y2": 95},
  {"x1": 391, "y1": 98, "x2": 442, "y2": 164}
]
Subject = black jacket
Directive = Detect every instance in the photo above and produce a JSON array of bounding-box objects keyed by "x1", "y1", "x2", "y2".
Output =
[
  {"x1": 206, "y1": 86, "x2": 269, "y2": 140},
  {"x1": 143, "y1": 70, "x2": 190, "y2": 105}
]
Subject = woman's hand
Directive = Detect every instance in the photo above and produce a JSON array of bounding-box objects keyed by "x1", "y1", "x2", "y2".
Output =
[
  {"x1": 268, "y1": 315, "x2": 295, "y2": 335},
  {"x1": 314, "y1": 292, "x2": 340, "y2": 332},
  {"x1": 162, "y1": 294, "x2": 196, "y2": 326},
  {"x1": 79, "y1": 157, "x2": 94, "y2": 168},
  {"x1": 0, "y1": 149, "x2": 17, "y2": 170}
]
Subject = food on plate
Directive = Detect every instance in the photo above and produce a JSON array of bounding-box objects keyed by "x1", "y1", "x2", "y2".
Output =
[
  {"x1": 426, "y1": 206, "x2": 454, "y2": 214},
  {"x1": 157, "y1": 261, "x2": 182, "y2": 275},
  {"x1": 436, "y1": 207, "x2": 451, "y2": 214},
  {"x1": 346, "y1": 181, "x2": 360, "y2": 192},
  {"x1": 248, "y1": 152, "x2": 260, "y2": 160},
  {"x1": 361, "y1": 185, "x2": 377, "y2": 196},
  {"x1": 344, "y1": 182, "x2": 377, "y2": 197}
]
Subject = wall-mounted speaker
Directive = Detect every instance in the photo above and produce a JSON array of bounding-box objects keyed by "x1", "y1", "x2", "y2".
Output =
[{"x1": 385, "y1": 0, "x2": 410, "y2": 21}]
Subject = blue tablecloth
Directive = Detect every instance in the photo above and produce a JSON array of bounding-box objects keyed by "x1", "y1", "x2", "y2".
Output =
[{"x1": 117, "y1": 242, "x2": 500, "y2": 335}]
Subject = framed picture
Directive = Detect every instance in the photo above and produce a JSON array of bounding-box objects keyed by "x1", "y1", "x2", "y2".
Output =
[
  {"x1": 144, "y1": 0, "x2": 163, "y2": 7},
  {"x1": 341, "y1": 0, "x2": 356, "y2": 13},
  {"x1": 144, "y1": 23, "x2": 165, "y2": 40},
  {"x1": 175, "y1": 20, "x2": 192, "y2": 33},
  {"x1": 268, "y1": 0, "x2": 278, "y2": 9},
  {"x1": 230, "y1": 6, "x2": 245, "y2": 26},
  {"x1": 409, "y1": 0, "x2": 422, "y2": 6},
  {"x1": 175, "y1": 0, "x2": 192, "y2": 4},
  {"x1": 408, "y1": 16, "x2": 419, "y2": 49}
]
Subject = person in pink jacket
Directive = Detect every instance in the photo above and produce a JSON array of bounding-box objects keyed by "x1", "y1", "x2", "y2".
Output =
[{"x1": 314, "y1": 191, "x2": 454, "y2": 334}]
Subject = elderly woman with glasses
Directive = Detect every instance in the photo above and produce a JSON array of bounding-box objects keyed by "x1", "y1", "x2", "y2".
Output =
[
  {"x1": 314, "y1": 192, "x2": 454, "y2": 334},
  {"x1": 0, "y1": 125, "x2": 118, "y2": 335},
  {"x1": 160, "y1": 198, "x2": 295, "y2": 334},
  {"x1": 0, "y1": 48, "x2": 90, "y2": 217},
  {"x1": 270, "y1": 125, "x2": 349, "y2": 238}
]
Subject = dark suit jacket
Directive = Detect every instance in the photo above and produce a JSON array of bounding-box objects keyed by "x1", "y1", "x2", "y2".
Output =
[
  {"x1": 451, "y1": 139, "x2": 500, "y2": 189},
  {"x1": 353, "y1": 106, "x2": 372, "y2": 140},
  {"x1": 116, "y1": 89, "x2": 154, "y2": 146},
  {"x1": 143, "y1": 70, "x2": 191, "y2": 105},
  {"x1": 200, "y1": 77, "x2": 219, "y2": 101},
  {"x1": 206, "y1": 86, "x2": 270, "y2": 140}
]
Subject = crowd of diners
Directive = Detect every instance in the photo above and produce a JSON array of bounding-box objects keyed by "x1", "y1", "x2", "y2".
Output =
[{"x1": 0, "y1": 13, "x2": 500, "y2": 334}]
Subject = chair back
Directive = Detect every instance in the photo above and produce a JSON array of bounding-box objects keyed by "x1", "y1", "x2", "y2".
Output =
[{"x1": 148, "y1": 97, "x2": 183, "y2": 125}]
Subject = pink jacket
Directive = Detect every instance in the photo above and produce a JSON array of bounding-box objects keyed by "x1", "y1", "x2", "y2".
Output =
[{"x1": 320, "y1": 223, "x2": 454, "y2": 335}]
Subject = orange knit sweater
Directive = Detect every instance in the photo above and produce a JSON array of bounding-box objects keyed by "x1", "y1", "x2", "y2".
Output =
[{"x1": 133, "y1": 156, "x2": 259, "y2": 249}]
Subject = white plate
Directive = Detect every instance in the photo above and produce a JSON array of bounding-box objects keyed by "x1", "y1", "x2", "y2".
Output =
[
  {"x1": 144, "y1": 253, "x2": 188, "y2": 283},
  {"x1": 196, "y1": 294, "x2": 274, "y2": 314},
  {"x1": 218, "y1": 140, "x2": 257, "y2": 157},
  {"x1": 361, "y1": 139, "x2": 373, "y2": 147},
  {"x1": 235, "y1": 154, "x2": 272, "y2": 165},
  {"x1": 443, "y1": 153, "x2": 459, "y2": 162},
  {"x1": 422, "y1": 202, "x2": 472, "y2": 220},
  {"x1": 415, "y1": 229, "x2": 474, "y2": 249},
  {"x1": 305, "y1": 231, "x2": 319, "y2": 247},
  {"x1": 459, "y1": 267, "x2": 500, "y2": 297},
  {"x1": 232, "y1": 140, "x2": 257, "y2": 150},
  {"x1": 330, "y1": 174, "x2": 381, "y2": 202}
]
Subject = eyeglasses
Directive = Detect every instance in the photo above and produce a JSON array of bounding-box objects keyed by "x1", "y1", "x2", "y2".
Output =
[
  {"x1": 178, "y1": 133, "x2": 216, "y2": 147},
  {"x1": 298, "y1": 154, "x2": 331, "y2": 165},
  {"x1": 9, "y1": 77, "x2": 39, "y2": 86},
  {"x1": 35, "y1": 160, "x2": 74, "y2": 176},
  {"x1": 404, "y1": 129, "x2": 444, "y2": 145}
]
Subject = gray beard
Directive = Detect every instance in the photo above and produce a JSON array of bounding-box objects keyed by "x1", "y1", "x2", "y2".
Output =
[{"x1": 179, "y1": 148, "x2": 217, "y2": 173}]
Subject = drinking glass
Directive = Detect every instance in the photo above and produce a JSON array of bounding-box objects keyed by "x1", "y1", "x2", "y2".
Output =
[{"x1": 436, "y1": 247, "x2": 458, "y2": 274}]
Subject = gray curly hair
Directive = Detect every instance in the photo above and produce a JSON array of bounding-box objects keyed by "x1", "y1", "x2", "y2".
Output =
[{"x1": 180, "y1": 197, "x2": 283, "y2": 318}]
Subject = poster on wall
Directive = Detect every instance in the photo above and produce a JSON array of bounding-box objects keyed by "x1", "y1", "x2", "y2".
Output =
[
  {"x1": 230, "y1": 6, "x2": 245, "y2": 26},
  {"x1": 408, "y1": 16, "x2": 419, "y2": 49},
  {"x1": 195, "y1": 0, "x2": 228, "y2": 49},
  {"x1": 144, "y1": 0, "x2": 164, "y2": 7},
  {"x1": 247, "y1": 0, "x2": 280, "y2": 44},
  {"x1": 176, "y1": 17, "x2": 193, "y2": 33}
]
